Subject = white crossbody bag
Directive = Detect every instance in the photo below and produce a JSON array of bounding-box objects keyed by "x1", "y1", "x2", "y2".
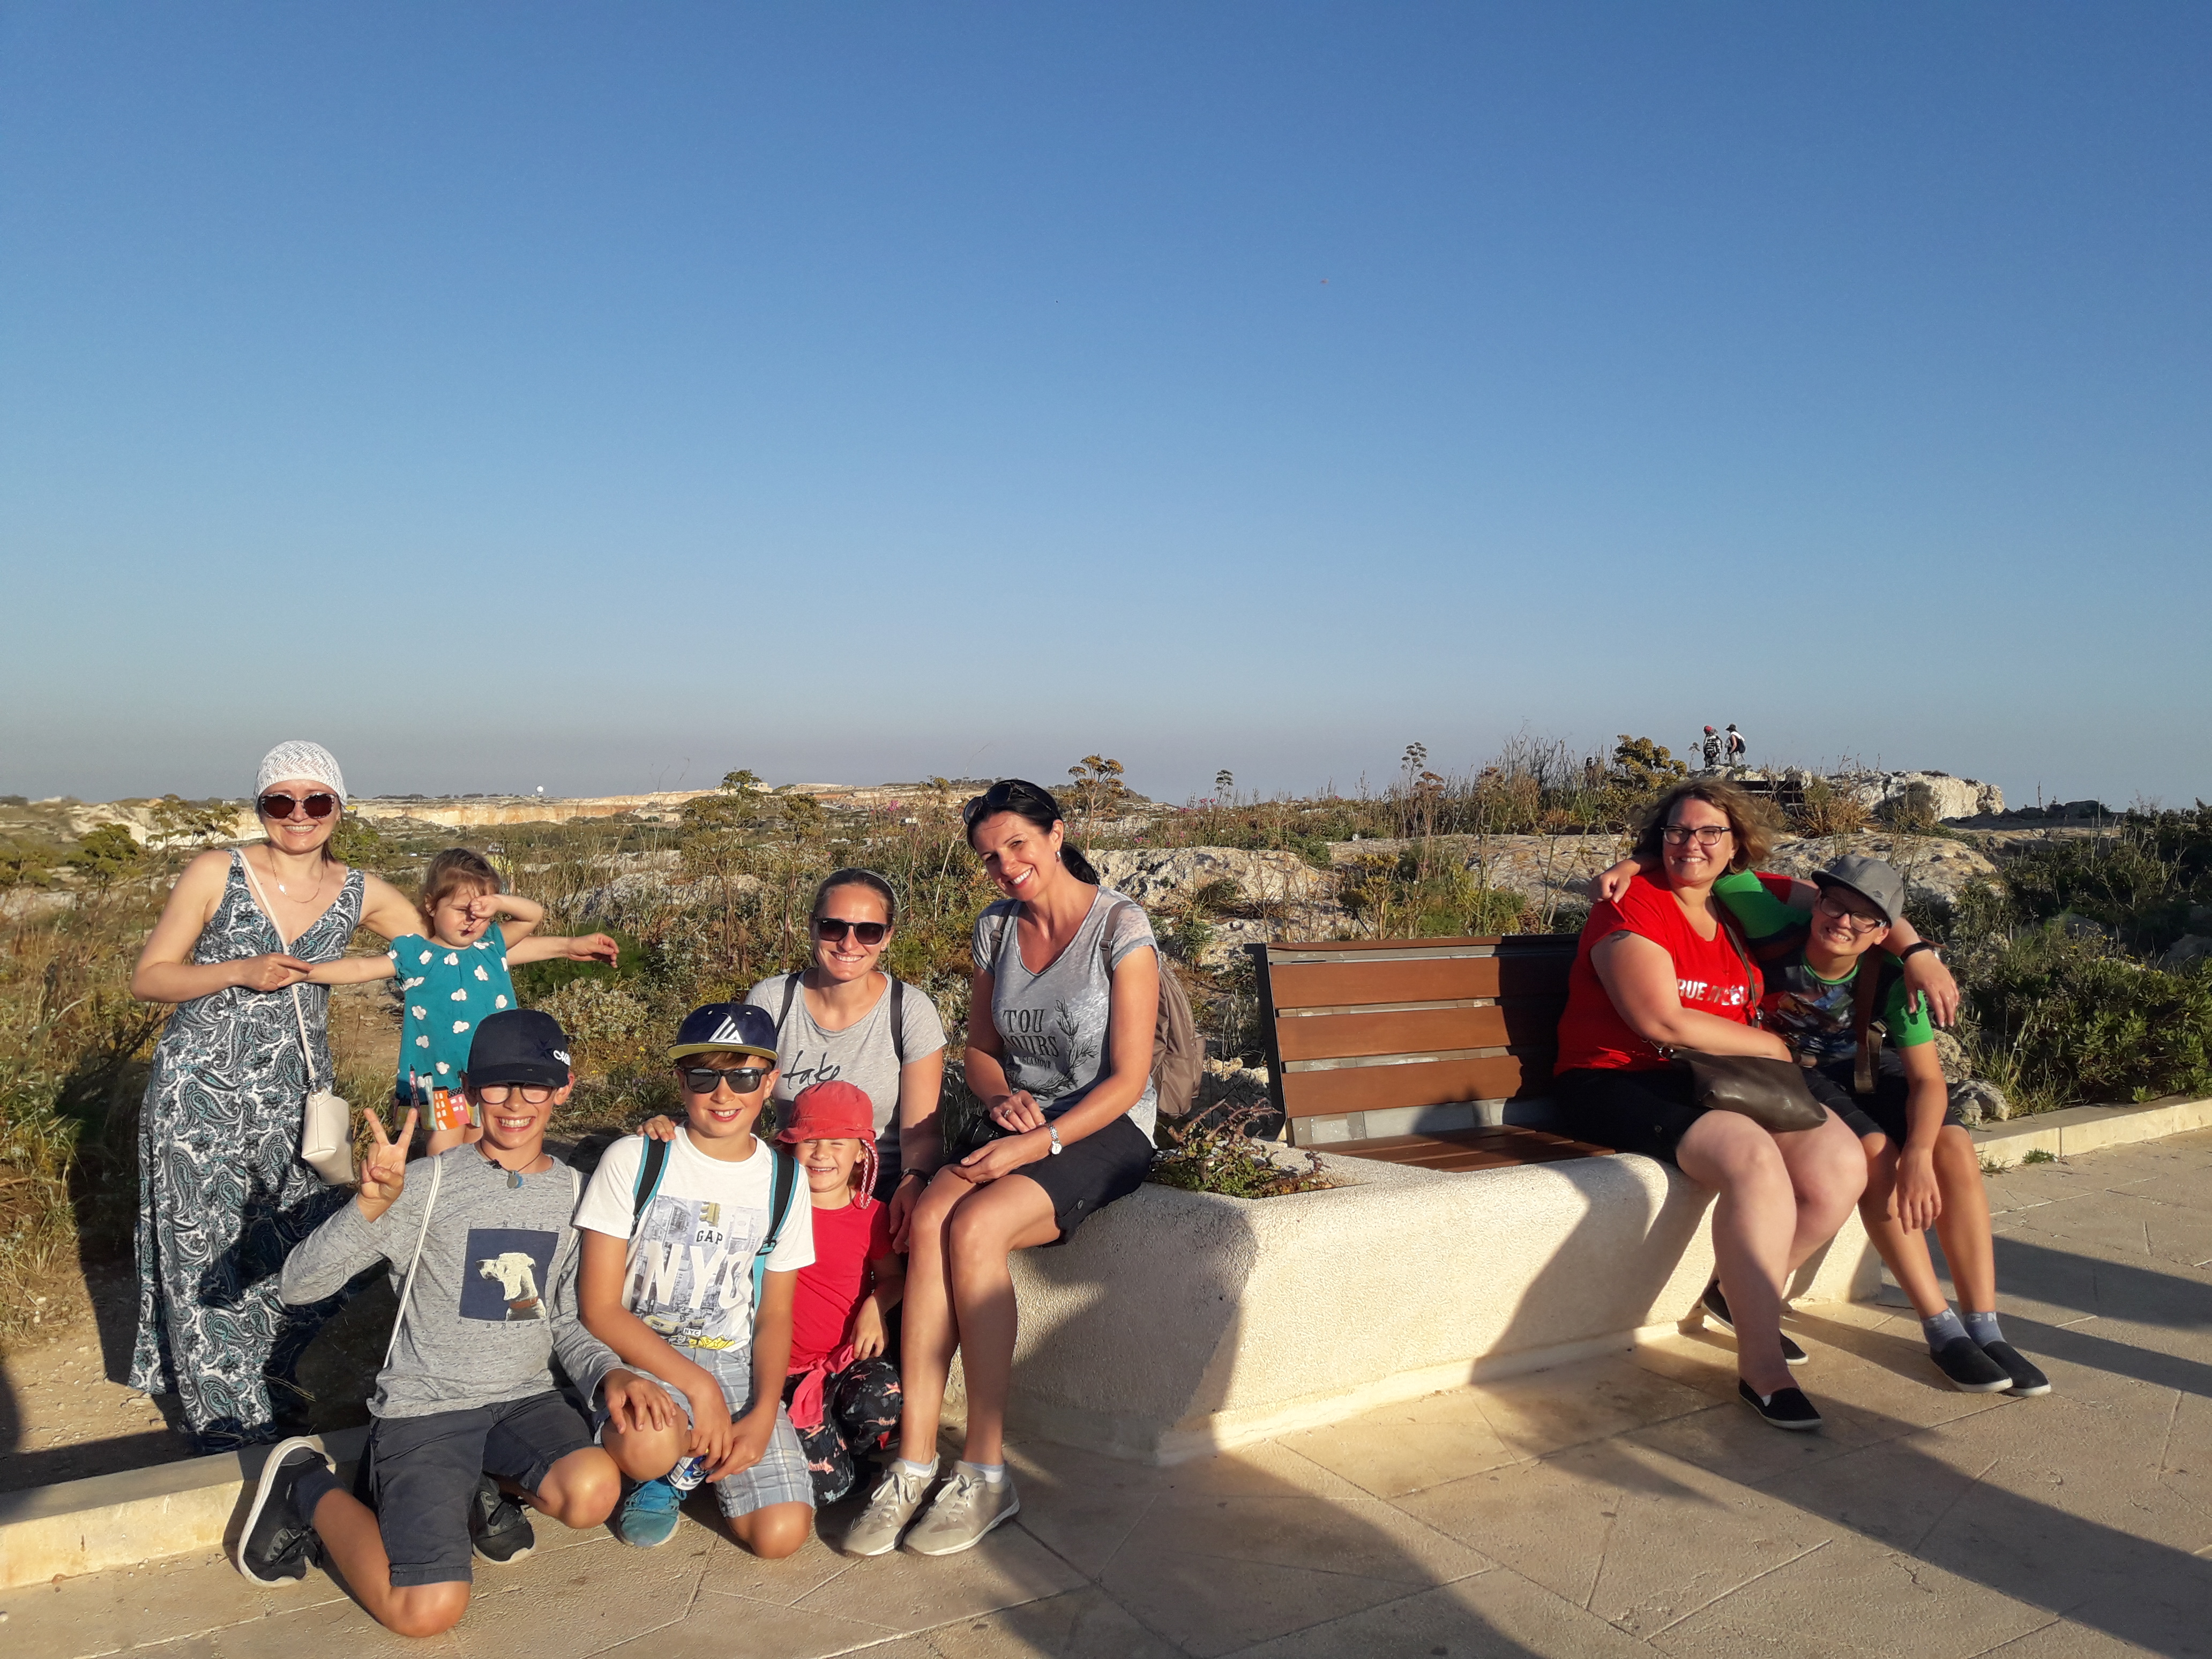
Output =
[{"x1": 235, "y1": 850, "x2": 355, "y2": 1185}]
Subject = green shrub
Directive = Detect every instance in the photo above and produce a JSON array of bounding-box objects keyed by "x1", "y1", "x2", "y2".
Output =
[
  {"x1": 1961, "y1": 928, "x2": 2212, "y2": 1108},
  {"x1": 64, "y1": 824, "x2": 143, "y2": 887}
]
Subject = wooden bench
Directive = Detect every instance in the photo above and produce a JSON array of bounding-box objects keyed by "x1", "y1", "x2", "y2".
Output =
[{"x1": 1246, "y1": 934, "x2": 1613, "y2": 1171}]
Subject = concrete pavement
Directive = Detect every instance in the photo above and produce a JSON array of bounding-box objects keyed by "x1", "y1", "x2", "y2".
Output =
[{"x1": 8, "y1": 1127, "x2": 2210, "y2": 1658}]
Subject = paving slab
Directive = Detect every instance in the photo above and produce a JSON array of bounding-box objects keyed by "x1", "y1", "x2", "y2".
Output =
[{"x1": 14, "y1": 1125, "x2": 2212, "y2": 1658}]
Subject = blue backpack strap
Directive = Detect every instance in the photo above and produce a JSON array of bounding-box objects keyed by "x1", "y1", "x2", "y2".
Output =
[
  {"x1": 630, "y1": 1136, "x2": 670, "y2": 1229},
  {"x1": 749, "y1": 1146, "x2": 800, "y2": 1311}
]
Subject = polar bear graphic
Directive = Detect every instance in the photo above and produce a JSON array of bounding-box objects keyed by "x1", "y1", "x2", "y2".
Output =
[{"x1": 478, "y1": 1252, "x2": 546, "y2": 1320}]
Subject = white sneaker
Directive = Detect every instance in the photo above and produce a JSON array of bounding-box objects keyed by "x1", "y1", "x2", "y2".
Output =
[
  {"x1": 843, "y1": 1463, "x2": 937, "y2": 1557},
  {"x1": 904, "y1": 1467, "x2": 1019, "y2": 1556}
]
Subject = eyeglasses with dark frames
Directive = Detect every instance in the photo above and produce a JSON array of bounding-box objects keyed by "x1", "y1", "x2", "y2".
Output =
[
  {"x1": 1660, "y1": 823, "x2": 1733, "y2": 847},
  {"x1": 259, "y1": 791, "x2": 340, "y2": 820},
  {"x1": 815, "y1": 917, "x2": 889, "y2": 945},
  {"x1": 474, "y1": 1083, "x2": 555, "y2": 1105},
  {"x1": 1814, "y1": 892, "x2": 1887, "y2": 932}
]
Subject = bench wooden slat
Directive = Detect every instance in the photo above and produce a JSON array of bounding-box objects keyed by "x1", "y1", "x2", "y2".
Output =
[
  {"x1": 1275, "y1": 1000, "x2": 1564, "y2": 1062},
  {"x1": 1266, "y1": 954, "x2": 1571, "y2": 1010},
  {"x1": 1344, "y1": 1125, "x2": 1613, "y2": 1169},
  {"x1": 1279, "y1": 1052, "x2": 1546, "y2": 1119}
]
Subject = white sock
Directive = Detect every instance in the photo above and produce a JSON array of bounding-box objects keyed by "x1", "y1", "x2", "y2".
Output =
[
  {"x1": 959, "y1": 1459, "x2": 1006, "y2": 1486},
  {"x1": 1963, "y1": 1309, "x2": 2004, "y2": 1346},
  {"x1": 898, "y1": 1458, "x2": 936, "y2": 1479},
  {"x1": 1923, "y1": 1307, "x2": 1967, "y2": 1350}
]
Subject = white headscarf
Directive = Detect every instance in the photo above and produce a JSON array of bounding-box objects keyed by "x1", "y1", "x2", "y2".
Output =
[{"x1": 256, "y1": 741, "x2": 348, "y2": 805}]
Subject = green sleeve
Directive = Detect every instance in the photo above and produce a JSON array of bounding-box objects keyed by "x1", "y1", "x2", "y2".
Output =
[
  {"x1": 1882, "y1": 969, "x2": 1935, "y2": 1048},
  {"x1": 1712, "y1": 869, "x2": 1802, "y2": 942}
]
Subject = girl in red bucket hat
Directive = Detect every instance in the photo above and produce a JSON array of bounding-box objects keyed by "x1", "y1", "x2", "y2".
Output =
[{"x1": 775, "y1": 1081, "x2": 905, "y2": 1504}]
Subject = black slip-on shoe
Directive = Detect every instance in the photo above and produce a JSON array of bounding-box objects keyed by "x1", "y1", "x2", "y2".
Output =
[
  {"x1": 1980, "y1": 1341, "x2": 2052, "y2": 1397},
  {"x1": 1737, "y1": 1381, "x2": 1823, "y2": 1432},
  {"x1": 1930, "y1": 1336, "x2": 2013, "y2": 1393},
  {"x1": 470, "y1": 1474, "x2": 537, "y2": 1564},
  {"x1": 1702, "y1": 1282, "x2": 1809, "y2": 1366},
  {"x1": 236, "y1": 1437, "x2": 326, "y2": 1586}
]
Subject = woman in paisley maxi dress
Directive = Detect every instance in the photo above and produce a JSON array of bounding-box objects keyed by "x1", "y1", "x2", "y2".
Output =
[{"x1": 128, "y1": 743, "x2": 421, "y2": 1448}]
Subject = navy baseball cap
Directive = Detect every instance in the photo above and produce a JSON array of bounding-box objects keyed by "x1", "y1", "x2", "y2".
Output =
[
  {"x1": 466, "y1": 1008, "x2": 573, "y2": 1088},
  {"x1": 669, "y1": 1002, "x2": 780, "y2": 1064}
]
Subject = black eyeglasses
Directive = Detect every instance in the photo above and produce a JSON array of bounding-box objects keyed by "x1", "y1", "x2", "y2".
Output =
[
  {"x1": 1661, "y1": 824, "x2": 1733, "y2": 847},
  {"x1": 474, "y1": 1083, "x2": 555, "y2": 1105},
  {"x1": 815, "y1": 917, "x2": 888, "y2": 945},
  {"x1": 1814, "y1": 892, "x2": 1887, "y2": 932},
  {"x1": 681, "y1": 1065, "x2": 771, "y2": 1095},
  {"x1": 259, "y1": 791, "x2": 340, "y2": 820},
  {"x1": 961, "y1": 779, "x2": 1059, "y2": 828}
]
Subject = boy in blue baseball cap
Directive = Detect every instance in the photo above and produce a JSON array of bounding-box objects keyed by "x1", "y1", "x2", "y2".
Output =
[
  {"x1": 236, "y1": 1010, "x2": 664, "y2": 1636},
  {"x1": 570, "y1": 1002, "x2": 817, "y2": 1556}
]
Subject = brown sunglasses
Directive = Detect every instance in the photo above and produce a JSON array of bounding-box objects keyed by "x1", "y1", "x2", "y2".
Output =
[{"x1": 258, "y1": 791, "x2": 340, "y2": 820}]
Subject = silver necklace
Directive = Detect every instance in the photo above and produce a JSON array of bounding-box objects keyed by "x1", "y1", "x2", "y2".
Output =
[{"x1": 270, "y1": 856, "x2": 328, "y2": 904}]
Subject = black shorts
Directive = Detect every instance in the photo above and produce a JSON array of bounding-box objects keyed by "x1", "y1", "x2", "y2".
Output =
[
  {"x1": 363, "y1": 1391, "x2": 595, "y2": 1586},
  {"x1": 1553, "y1": 1066, "x2": 1707, "y2": 1165},
  {"x1": 1008, "y1": 1114, "x2": 1155, "y2": 1242},
  {"x1": 1803, "y1": 1063, "x2": 1966, "y2": 1145}
]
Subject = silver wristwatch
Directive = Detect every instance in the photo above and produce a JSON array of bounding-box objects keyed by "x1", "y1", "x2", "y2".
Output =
[{"x1": 1047, "y1": 1124, "x2": 1063, "y2": 1155}]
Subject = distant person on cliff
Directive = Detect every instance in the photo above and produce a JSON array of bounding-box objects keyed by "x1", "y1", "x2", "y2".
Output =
[
  {"x1": 843, "y1": 779, "x2": 1162, "y2": 1557},
  {"x1": 1725, "y1": 724, "x2": 1746, "y2": 765},
  {"x1": 1701, "y1": 727, "x2": 1723, "y2": 768},
  {"x1": 128, "y1": 742, "x2": 421, "y2": 1449},
  {"x1": 1552, "y1": 780, "x2": 1867, "y2": 1431},
  {"x1": 307, "y1": 846, "x2": 618, "y2": 1155}
]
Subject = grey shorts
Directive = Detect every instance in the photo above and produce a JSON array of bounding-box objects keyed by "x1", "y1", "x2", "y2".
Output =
[
  {"x1": 594, "y1": 1354, "x2": 814, "y2": 1518},
  {"x1": 1805, "y1": 1063, "x2": 1967, "y2": 1145},
  {"x1": 364, "y1": 1391, "x2": 595, "y2": 1587}
]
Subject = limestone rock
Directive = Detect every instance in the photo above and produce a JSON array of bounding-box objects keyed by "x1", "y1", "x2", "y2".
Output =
[
  {"x1": 1091, "y1": 847, "x2": 1333, "y2": 910},
  {"x1": 1931, "y1": 1030, "x2": 1971, "y2": 1085},
  {"x1": 2157, "y1": 935, "x2": 2212, "y2": 971},
  {"x1": 1949, "y1": 1079, "x2": 2011, "y2": 1125},
  {"x1": 1762, "y1": 835, "x2": 2004, "y2": 910}
]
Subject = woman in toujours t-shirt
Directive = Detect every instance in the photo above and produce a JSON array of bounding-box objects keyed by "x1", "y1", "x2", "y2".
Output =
[
  {"x1": 743, "y1": 867, "x2": 947, "y2": 1246},
  {"x1": 1552, "y1": 780, "x2": 1866, "y2": 1432}
]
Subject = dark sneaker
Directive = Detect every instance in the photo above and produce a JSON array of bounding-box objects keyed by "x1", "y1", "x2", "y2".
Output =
[
  {"x1": 235, "y1": 1437, "x2": 326, "y2": 1586},
  {"x1": 1981, "y1": 1341, "x2": 2052, "y2": 1397},
  {"x1": 1737, "y1": 1381, "x2": 1823, "y2": 1432},
  {"x1": 1702, "y1": 1282, "x2": 1809, "y2": 1366},
  {"x1": 470, "y1": 1475, "x2": 536, "y2": 1564},
  {"x1": 1930, "y1": 1336, "x2": 2013, "y2": 1393}
]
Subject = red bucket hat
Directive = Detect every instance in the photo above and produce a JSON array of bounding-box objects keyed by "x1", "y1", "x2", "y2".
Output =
[{"x1": 776, "y1": 1080, "x2": 879, "y2": 1207}]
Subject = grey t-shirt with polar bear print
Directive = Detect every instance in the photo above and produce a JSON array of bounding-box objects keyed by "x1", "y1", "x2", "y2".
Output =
[{"x1": 972, "y1": 888, "x2": 1160, "y2": 1140}]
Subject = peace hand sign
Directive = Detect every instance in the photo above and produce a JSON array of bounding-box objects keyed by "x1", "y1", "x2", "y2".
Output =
[{"x1": 357, "y1": 1105, "x2": 417, "y2": 1220}]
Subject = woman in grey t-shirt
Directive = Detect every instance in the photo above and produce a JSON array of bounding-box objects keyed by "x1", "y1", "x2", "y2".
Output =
[
  {"x1": 846, "y1": 780, "x2": 1160, "y2": 1559},
  {"x1": 744, "y1": 868, "x2": 947, "y2": 1235}
]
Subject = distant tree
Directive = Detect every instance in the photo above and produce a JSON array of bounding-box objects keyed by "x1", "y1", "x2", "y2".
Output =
[
  {"x1": 721, "y1": 769, "x2": 763, "y2": 794},
  {"x1": 0, "y1": 838, "x2": 53, "y2": 888},
  {"x1": 1401, "y1": 742, "x2": 1428, "y2": 779},
  {"x1": 1067, "y1": 756, "x2": 1128, "y2": 819},
  {"x1": 65, "y1": 823, "x2": 143, "y2": 888},
  {"x1": 1215, "y1": 768, "x2": 1235, "y2": 799},
  {"x1": 148, "y1": 794, "x2": 235, "y2": 855},
  {"x1": 1611, "y1": 735, "x2": 1690, "y2": 799},
  {"x1": 779, "y1": 793, "x2": 829, "y2": 841}
]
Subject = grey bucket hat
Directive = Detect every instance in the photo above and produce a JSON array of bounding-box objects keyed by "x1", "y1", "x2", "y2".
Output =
[{"x1": 1813, "y1": 855, "x2": 1907, "y2": 928}]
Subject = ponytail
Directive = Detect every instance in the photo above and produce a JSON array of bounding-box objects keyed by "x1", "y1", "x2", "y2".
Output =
[{"x1": 1060, "y1": 844, "x2": 1100, "y2": 884}]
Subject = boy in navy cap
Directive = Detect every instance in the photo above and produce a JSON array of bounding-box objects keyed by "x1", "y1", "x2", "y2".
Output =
[
  {"x1": 235, "y1": 1011, "x2": 666, "y2": 1636},
  {"x1": 572, "y1": 1002, "x2": 817, "y2": 1557}
]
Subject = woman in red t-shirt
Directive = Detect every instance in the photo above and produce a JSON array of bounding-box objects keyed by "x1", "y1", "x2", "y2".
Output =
[{"x1": 1554, "y1": 781, "x2": 1865, "y2": 1431}]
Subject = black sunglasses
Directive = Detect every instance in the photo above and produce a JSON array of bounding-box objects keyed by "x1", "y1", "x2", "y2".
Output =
[
  {"x1": 815, "y1": 916, "x2": 888, "y2": 945},
  {"x1": 259, "y1": 791, "x2": 340, "y2": 820},
  {"x1": 961, "y1": 780, "x2": 1059, "y2": 828},
  {"x1": 681, "y1": 1065, "x2": 771, "y2": 1095}
]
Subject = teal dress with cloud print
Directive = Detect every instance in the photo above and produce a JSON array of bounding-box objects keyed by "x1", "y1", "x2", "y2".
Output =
[{"x1": 389, "y1": 922, "x2": 518, "y2": 1098}]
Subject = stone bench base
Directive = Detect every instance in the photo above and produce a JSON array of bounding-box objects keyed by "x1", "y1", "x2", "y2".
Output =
[{"x1": 950, "y1": 1148, "x2": 1879, "y2": 1464}]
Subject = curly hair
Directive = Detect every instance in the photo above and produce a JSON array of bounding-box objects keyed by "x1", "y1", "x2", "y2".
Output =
[{"x1": 1630, "y1": 779, "x2": 1781, "y2": 875}]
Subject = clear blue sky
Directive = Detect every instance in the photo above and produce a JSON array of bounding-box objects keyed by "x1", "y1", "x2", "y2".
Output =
[{"x1": 4, "y1": 4, "x2": 2206, "y2": 809}]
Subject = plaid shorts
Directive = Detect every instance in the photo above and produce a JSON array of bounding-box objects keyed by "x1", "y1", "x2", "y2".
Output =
[{"x1": 595, "y1": 1350, "x2": 814, "y2": 1517}]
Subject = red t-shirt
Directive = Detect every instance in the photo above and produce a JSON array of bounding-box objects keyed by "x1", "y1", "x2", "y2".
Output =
[
  {"x1": 788, "y1": 1198, "x2": 893, "y2": 1369},
  {"x1": 1554, "y1": 872, "x2": 1762, "y2": 1072}
]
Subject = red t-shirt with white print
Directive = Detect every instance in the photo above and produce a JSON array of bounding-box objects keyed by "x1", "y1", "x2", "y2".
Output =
[{"x1": 1555, "y1": 872, "x2": 1761, "y2": 1072}]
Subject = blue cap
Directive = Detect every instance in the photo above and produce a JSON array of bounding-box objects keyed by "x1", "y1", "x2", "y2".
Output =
[
  {"x1": 466, "y1": 1008, "x2": 572, "y2": 1088},
  {"x1": 668, "y1": 1002, "x2": 780, "y2": 1064}
]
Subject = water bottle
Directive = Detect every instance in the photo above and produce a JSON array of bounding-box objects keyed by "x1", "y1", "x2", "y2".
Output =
[{"x1": 667, "y1": 1454, "x2": 710, "y2": 1493}]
